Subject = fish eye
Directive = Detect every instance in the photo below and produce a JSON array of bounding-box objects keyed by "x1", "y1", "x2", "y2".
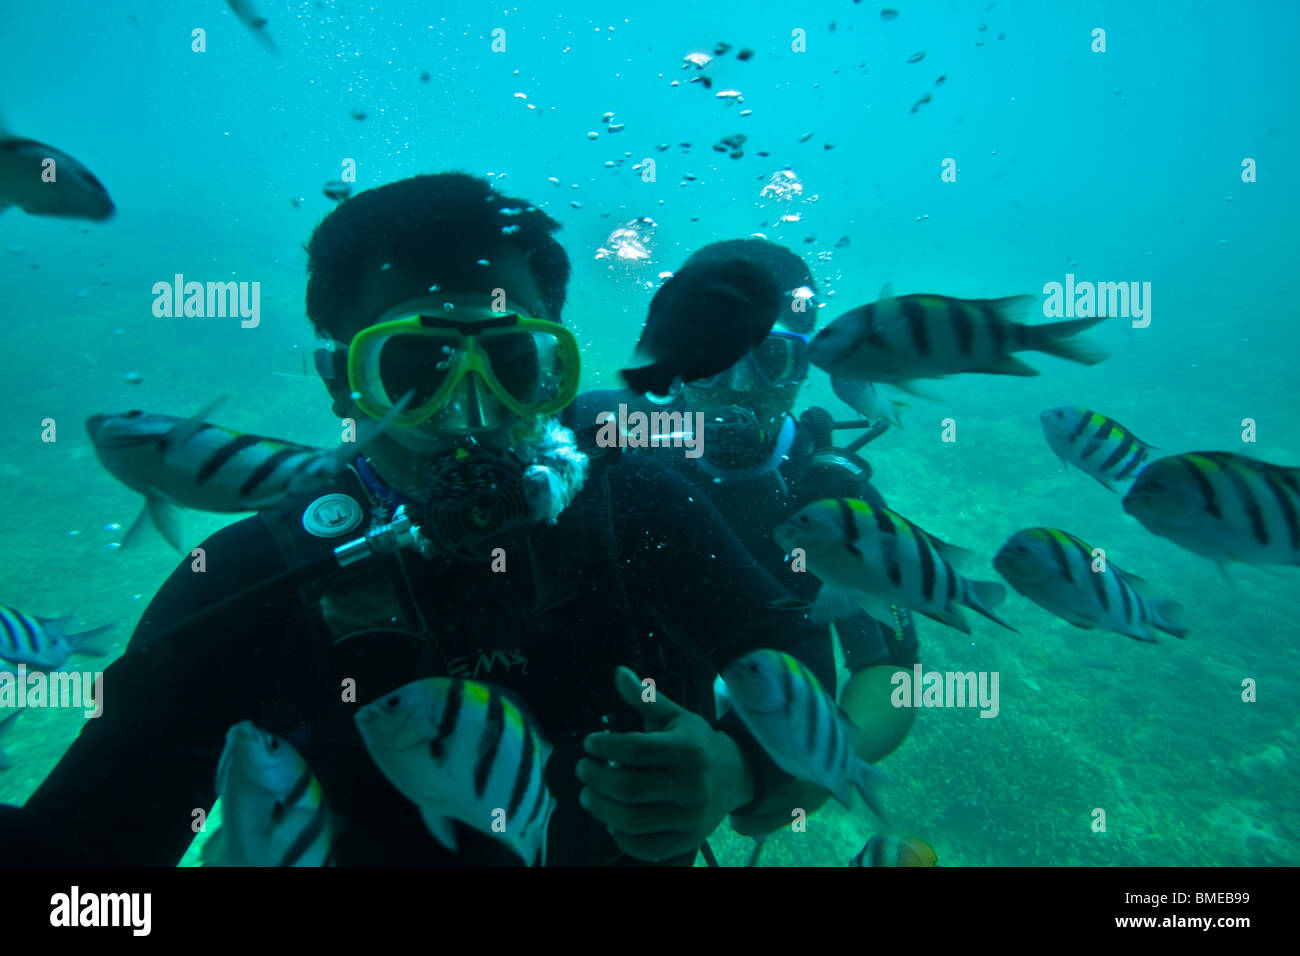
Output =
[
  {"x1": 385, "y1": 694, "x2": 401, "y2": 708},
  {"x1": 267, "y1": 736, "x2": 279, "y2": 751},
  {"x1": 125, "y1": 410, "x2": 143, "y2": 417},
  {"x1": 798, "y1": 515, "x2": 809, "y2": 523}
]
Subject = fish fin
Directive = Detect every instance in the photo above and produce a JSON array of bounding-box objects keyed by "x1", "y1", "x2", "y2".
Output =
[
  {"x1": 811, "y1": 584, "x2": 863, "y2": 625},
  {"x1": 1093, "y1": 472, "x2": 1122, "y2": 492},
  {"x1": 419, "y1": 808, "x2": 459, "y2": 854},
  {"x1": 928, "y1": 537, "x2": 974, "y2": 571},
  {"x1": 712, "y1": 673, "x2": 731, "y2": 720},
  {"x1": 965, "y1": 579, "x2": 1018, "y2": 632},
  {"x1": 199, "y1": 824, "x2": 227, "y2": 866},
  {"x1": 619, "y1": 362, "x2": 677, "y2": 397},
  {"x1": 167, "y1": 397, "x2": 229, "y2": 449},
  {"x1": 1216, "y1": 561, "x2": 1240, "y2": 597},
  {"x1": 890, "y1": 379, "x2": 945, "y2": 400},
  {"x1": 67, "y1": 623, "x2": 115, "y2": 657},
  {"x1": 337, "y1": 391, "x2": 416, "y2": 468},
  {"x1": 977, "y1": 294, "x2": 1038, "y2": 324},
  {"x1": 883, "y1": 399, "x2": 908, "y2": 429},
  {"x1": 1025, "y1": 315, "x2": 1109, "y2": 365},
  {"x1": 972, "y1": 356, "x2": 1040, "y2": 377},
  {"x1": 535, "y1": 793, "x2": 557, "y2": 867},
  {"x1": 148, "y1": 495, "x2": 184, "y2": 552},
  {"x1": 120, "y1": 501, "x2": 155, "y2": 549},
  {"x1": 919, "y1": 605, "x2": 972, "y2": 634},
  {"x1": 1151, "y1": 600, "x2": 1188, "y2": 639},
  {"x1": 853, "y1": 760, "x2": 890, "y2": 826},
  {"x1": 877, "y1": 282, "x2": 895, "y2": 300},
  {"x1": 0, "y1": 710, "x2": 20, "y2": 771},
  {"x1": 744, "y1": 834, "x2": 766, "y2": 867}
]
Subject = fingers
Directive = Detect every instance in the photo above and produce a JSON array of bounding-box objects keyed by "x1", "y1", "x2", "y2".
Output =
[{"x1": 583, "y1": 730, "x2": 701, "y2": 767}]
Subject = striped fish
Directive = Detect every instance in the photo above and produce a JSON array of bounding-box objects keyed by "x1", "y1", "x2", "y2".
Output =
[
  {"x1": 993, "y1": 528, "x2": 1186, "y2": 643},
  {"x1": 354, "y1": 678, "x2": 557, "y2": 867},
  {"x1": 1040, "y1": 406, "x2": 1154, "y2": 491},
  {"x1": 714, "y1": 649, "x2": 888, "y2": 823},
  {"x1": 831, "y1": 376, "x2": 908, "y2": 429},
  {"x1": 0, "y1": 603, "x2": 113, "y2": 669},
  {"x1": 774, "y1": 498, "x2": 1015, "y2": 634},
  {"x1": 808, "y1": 285, "x2": 1107, "y2": 391},
  {"x1": 203, "y1": 721, "x2": 333, "y2": 867},
  {"x1": 1123, "y1": 451, "x2": 1300, "y2": 571},
  {"x1": 86, "y1": 394, "x2": 408, "y2": 551},
  {"x1": 850, "y1": 833, "x2": 938, "y2": 867}
]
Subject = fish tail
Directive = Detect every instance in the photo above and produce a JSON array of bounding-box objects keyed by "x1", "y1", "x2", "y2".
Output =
[
  {"x1": 67, "y1": 623, "x2": 115, "y2": 657},
  {"x1": 619, "y1": 362, "x2": 676, "y2": 397},
  {"x1": 531, "y1": 792, "x2": 558, "y2": 867},
  {"x1": 1152, "y1": 599, "x2": 1189, "y2": 638},
  {"x1": 966, "y1": 580, "x2": 1019, "y2": 632},
  {"x1": 853, "y1": 759, "x2": 890, "y2": 826},
  {"x1": 39, "y1": 618, "x2": 114, "y2": 656},
  {"x1": 1024, "y1": 316, "x2": 1109, "y2": 365}
]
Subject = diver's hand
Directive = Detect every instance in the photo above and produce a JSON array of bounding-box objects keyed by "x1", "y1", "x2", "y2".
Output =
[{"x1": 577, "y1": 665, "x2": 754, "y2": 863}]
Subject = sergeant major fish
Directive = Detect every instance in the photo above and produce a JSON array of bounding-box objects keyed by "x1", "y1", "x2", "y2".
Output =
[
  {"x1": 809, "y1": 285, "x2": 1107, "y2": 393},
  {"x1": 831, "y1": 376, "x2": 907, "y2": 429},
  {"x1": 714, "y1": 649, "x2": 889, "y2": 823},
  {"x1": 1122, "y1": 451, "x2": 1300, "y2": 574},
  {"x1": 354, "y1": 678, "x2": 557, "y2": 867},
  {"x1": 0, "y1": 603, "x2": 113, "y2": 670},
  {"x1": 775, "y1": 498, "x2": 1015, "y2": 634},
  {"x1": 1040, "y1": 406, "x2": 1154, "y2": 491},
  {"x1": 0, "y1": 115, "x2": 114, "y2": 221},
  {"x1": 203, "y1": 721, "x2": 333, "y2": 866},
  {"x1": 993, "y1": 527, "x2": 1186, "y2": 644},
  {"x1": 86, "y1": 395, "x2": 409, "y2": 551},
  {"x1": 850, "y1": 832, "x2": 938, "y2": 867}
]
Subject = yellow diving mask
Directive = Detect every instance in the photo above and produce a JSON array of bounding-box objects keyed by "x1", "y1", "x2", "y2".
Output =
[{"x1": 333, "y1": 294, "x2": 582, "y2": 430}]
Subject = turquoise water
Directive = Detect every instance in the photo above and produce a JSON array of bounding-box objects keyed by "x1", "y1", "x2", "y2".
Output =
[{"x1": 1, "y1": 0, "x2": 1297, "y2": 866}]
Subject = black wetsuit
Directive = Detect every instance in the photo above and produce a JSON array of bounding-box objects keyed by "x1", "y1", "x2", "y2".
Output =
[
  {"x1": 568, "y1": 390, "x2": 920, "y2": 673},
  {"x1": 0, "y1": 446, "x2": 831, "y2": 867}
]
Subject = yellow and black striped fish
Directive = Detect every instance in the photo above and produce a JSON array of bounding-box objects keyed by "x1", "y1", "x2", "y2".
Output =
[
  {"x1": 1123, "y1": 451, "x2": 1300, "y2": 572},
  {"x1": 715, "y1": 649, "x2": 889, "y2": 823},
  {"x1": 355, "y1": 677, "x2": 557, "y2": 867},
  {"x1": 808, "y1": 287, "x2": 1107, "y2": 390},
  {"x1": 87, "y1": 395, "x2": 406, "y2": 550},
  {"x1": 994, "y1": 528, "x2": 1186, "y2": 643},
  {"x1": 850, "y1": 833, "x2": 938, "y2": 867},
  {"x1": 1040, "y1": 406, "x2": 1154, "y2": 491},
  {"x1": 203, "y1": 721, "x2": 333, "y2": 867},
  {"x1": 774, "y1": 497, "x2": 1016, "y2": 634},
  {"x1": 0, "y1": 603, "x2": 113, "y2": 670}
]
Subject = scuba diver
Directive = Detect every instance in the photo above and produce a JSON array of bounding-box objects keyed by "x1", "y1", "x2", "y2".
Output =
[
  {"x1": 569, "y1": 238, "x2": 921, "y2": 840},
  {"x1": 0, "y1": 174, "x2": 838, "y2": 867}
]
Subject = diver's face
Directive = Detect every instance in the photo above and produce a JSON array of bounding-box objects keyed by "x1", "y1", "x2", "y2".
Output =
[
  {"x1": 683, "y1": 372, "x2": 803, "y2": 432},
  {"x1": 332, "y1": 253, "x2": 550, "y2": 499}
]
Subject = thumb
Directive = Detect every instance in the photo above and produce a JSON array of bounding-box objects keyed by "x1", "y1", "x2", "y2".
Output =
[{"x1": 613, "y1": 665, "x2": 687, "y2": 730}]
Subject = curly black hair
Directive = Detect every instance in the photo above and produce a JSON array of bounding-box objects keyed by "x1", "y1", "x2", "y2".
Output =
[{"x1": 304, "y1": 172, "x2": 570, "y2": 339}]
